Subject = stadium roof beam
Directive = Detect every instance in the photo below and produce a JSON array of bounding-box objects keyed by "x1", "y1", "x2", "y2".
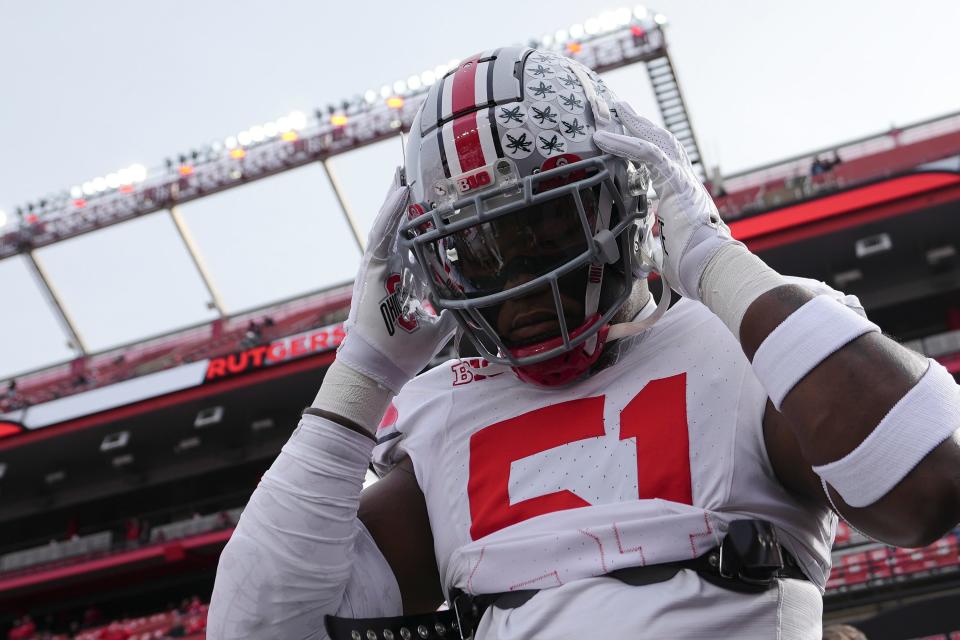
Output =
[
  {"x1": 0, "y1": 12, "x2": 694, "y2": 261},
  {"x1": 320, "y1": 159, "x2": 366, "y2": 254},
  {"x1": 167, "y1": 206, "x2": 227, "y2": 317},
  {"x1": 23, "y1": 251, "x2": 88, "y2": 357}
]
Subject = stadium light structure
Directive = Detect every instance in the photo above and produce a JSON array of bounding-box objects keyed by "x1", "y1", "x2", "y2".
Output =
[{"x1": 0, "y1": 6, "x2": 700, "y2": 262}]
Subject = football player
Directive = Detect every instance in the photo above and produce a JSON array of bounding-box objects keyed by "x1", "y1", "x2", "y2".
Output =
[{"x1": 208, "y1": 48, "x2": 960, "y2": 639}]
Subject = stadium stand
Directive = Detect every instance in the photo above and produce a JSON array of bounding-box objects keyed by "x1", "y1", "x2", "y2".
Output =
[
  {"x1": 0, "y1": 287, "x2": 350, "y2": 413},
  {"x1": 714, "y1": 110, "x2": 960, "y2": 219}
]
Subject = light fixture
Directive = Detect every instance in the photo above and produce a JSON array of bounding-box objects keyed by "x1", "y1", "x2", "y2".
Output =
[
  {"x1": 230, "y1": 148, "x2": 247, "y2": 159},
  {"x1": 364, "y1": 89, "x2": 378, "y2": 103},
  {"x1": 584, "y1": 17, "x2": 601, "y2": 34},
  {"x1": 82, "y1": 182, "x2": 95, "y2": 196},
  {"x1": 194, "y1": 405, "x2": 223, "y2": 428},
  {"x1": 237, "y1": 131, "x2": 252, "y2": 146},
  {"x1": 393, "y1": 79, "x2": 407, "y2": 95},
  {"x1": 855, "y1": 233, "x2": 892, "y2": 258},
  {"x1": 926, "y1": 244, "x2": 957, "y2": 270},
  {"x1": 251, "y1": 418, "x2": 274, "y2": 432},
  {"x1": 420, "y1": 70, "x2": 436, "y2": 86},
  {"x1": 281, "y1": 131, "x2": 298, "y2": 142},
  {"x1": 598, "y1": 11, "x2": 618, "y2": 31},
  {"x1": 331, "y1": 113, "x2": 349, "y2": 126},
  {"x1": 288, "y1": 111, "x2": 307, "y2": 130},
  {"x1": 833, "y1": 269, "x2": 863, "y2": 289},
  {"x1": 569, "y1": 23, "x2": 584, "y2": 38},
  {"x1": 175, "y1": 436, "x2": 201, "y2": 452},
  {"x1": 70, "y1": 186, "x2": 83, "y2": 199},
  {"x1": 633, "y1": 5, "x2": 648, "y2": 19},
  {"x1": 654, "y1": 13, "x2": 668, "y2": 25},
  {"x1": 100, "y1": 431, "x2": 130, "y2": 452},
  {"x1": 386, "y1": 96, "x2": 404, "y2": 109},
  {"x1": 112, "y1": 454, "x2": 134, "y2": 468},
  {"x1": 380, "y1": 84, "x2": 392, "y2": 98},
  {"x1": 407, "y1": 74, "x2": 422, "y2": 91},
  {"x1": 250, "y1": 125, "x2": 265, "y2": 142},
  {"x1": 0, "y1": 209, "x2": 6, "y2": 227},
  {"x1": 275, "y1": 116, "x2": 291, "y2": 132}
]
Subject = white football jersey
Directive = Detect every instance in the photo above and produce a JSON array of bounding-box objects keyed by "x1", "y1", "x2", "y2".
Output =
[{"x1": 374, "y1": 293, "x2": 841, "y2": 638}]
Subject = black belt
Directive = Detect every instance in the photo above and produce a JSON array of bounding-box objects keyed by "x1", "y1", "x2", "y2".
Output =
[{"x1": 325, "y1": 520, "x2": 807, "y2": 640}]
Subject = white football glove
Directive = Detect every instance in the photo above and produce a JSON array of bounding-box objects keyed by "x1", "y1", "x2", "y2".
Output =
[
  {"x1": 335, "y1": 174, "x2": 457, "y2": 394},
  {"x1": 594, "y1": 101, "x2": 739, "y2": 301}
]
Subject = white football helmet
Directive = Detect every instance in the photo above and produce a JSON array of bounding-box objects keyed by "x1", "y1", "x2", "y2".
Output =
[{"x1": 399, "y1": 47, "x2": 662, "y2": 386}]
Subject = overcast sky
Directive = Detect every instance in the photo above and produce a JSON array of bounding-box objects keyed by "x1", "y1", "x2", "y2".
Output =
[{"x1": 1, "y1": 0, "x2": 958, "y2": 380}]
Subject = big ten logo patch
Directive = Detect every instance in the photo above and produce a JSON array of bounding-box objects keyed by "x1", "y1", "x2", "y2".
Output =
[
  {"x1": 451, "y1": 358, "x2": 505, "y2": 386},
  {"x1": 380, "y1": 274, "x2": 418, "y2": 336}
]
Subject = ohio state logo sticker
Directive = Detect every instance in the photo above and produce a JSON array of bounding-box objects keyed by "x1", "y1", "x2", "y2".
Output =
[{"x1": 380, "y1": 273, "x2": 418, "y2": 336}]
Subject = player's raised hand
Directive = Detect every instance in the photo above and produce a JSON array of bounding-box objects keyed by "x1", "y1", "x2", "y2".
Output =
[
  {"x1": 336, "y1": 174, "x2": 456, "y2": 394},
  {"x1": 593, "y1": 101, "x2": 739, "y2": 300}
]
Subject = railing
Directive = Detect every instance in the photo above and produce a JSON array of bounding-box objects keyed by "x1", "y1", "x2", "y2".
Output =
[
  {"x1": 714, "y1": 110, "x2": 960, "y2": 220},
  {"x1": 0, "y1": 531, "x2": 112, "y2": 573},
  {"x1": 721, "y1": 110, "x2": 960, "y2": 196},
  {"x1": 0, "y1": 508, "x2": 242, "y2": 581}
]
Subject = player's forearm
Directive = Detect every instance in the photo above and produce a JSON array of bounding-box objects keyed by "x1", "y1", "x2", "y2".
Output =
[
  {"x1": 742, "y1": 285, "x2": 960, "y2": 544},
  {"x1": 739, "y1": 284, "x2": 928, "y2": 463},
  {"x1": 702, "y1": 244, "x2": 960, "y2": 544},
  {"x1": 208, "y1": 413, "x2": 378, "y2": 637}
]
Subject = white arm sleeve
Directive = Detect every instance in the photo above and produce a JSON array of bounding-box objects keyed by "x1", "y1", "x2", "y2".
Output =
[{"x1": 208, "y1": 413, "x2": 402, "y2": 639}]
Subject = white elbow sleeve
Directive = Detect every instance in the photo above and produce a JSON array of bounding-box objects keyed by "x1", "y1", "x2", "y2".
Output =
[
  {"x1": 813, "y1": 359, "x2": 960, "y2": 508},
  {"x1": 208, "y1": 413, "x2": 401, "y2": 638}
]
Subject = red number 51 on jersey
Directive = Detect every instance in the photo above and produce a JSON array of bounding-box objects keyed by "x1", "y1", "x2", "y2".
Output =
[{"x1": 467, "y1": 373, "x2": 691, "y2": 540}]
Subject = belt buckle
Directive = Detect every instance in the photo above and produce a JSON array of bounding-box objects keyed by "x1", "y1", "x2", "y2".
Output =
[{"x1": 450, "y1": 590, "x2": 477, "y2": 640}]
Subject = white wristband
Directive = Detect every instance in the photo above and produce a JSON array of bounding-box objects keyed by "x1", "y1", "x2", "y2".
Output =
[
  {"x1": 814, "y1": 359, "x2": 960, "y2": 507},
  {"x1": 312, "y1": 358, "x2": 394, "y2": 434},
  {"x1": 752, "y1": 295, "x2": 880, "y2": 409}
]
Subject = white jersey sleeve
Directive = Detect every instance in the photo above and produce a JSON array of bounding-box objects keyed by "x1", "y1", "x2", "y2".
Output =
[{"x1": 208, "y1": 413, "x2": 401, "y2": 639}]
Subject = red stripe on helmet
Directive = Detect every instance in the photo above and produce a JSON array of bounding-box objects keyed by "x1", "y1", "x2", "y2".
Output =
[
  {"x1": 451, "y1": 55, "x2": 482, "y2": 116},
  {"x1": 452, "y1": 112, "x2": 486, "y2": 172}
]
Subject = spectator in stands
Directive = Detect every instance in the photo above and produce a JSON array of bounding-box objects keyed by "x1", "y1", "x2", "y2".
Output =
[
  {"x1": 7, "y1": 615, "x2": 36, "y2": 640},
  {"x1": 5, "y1": 379, "x2": 15, "y2": 399},
  {"x1": 811, "y1": 155, "x2": 827, "y2": 176},
  {"x1": 825, "y1": 150, "x2": 843, "y2": 170},
  {"x1": 216, "y1": 510, "x2": 230, "y2": 530},
  {"x1": 241, "y1": 320, "x2": 262, "y2": 348},
  {"x1": 822, "y1": 623, "x2": 868, "y2": 639},
  {"x1": 65, "y1": 517, "x2": 78, "y2": 540},
  {"x1": 81, "y1": 605, "x2": 102, "y2": 629},
  {"x1": 124, "y1": 518, "x2": 141, "y2": 550}
]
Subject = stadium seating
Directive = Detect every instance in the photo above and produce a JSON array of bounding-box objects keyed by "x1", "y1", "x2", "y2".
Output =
[
  {"x1": 714, "y1": 113, "x2": 960, "y2": 219},
  {"x1": 1, "y1": 287, "x2": 350, "y2": 413}
]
